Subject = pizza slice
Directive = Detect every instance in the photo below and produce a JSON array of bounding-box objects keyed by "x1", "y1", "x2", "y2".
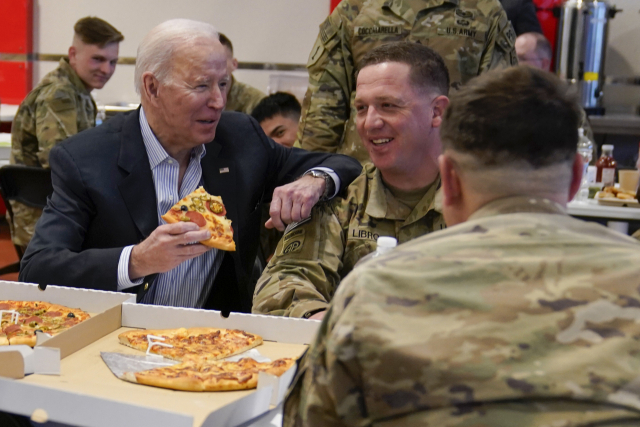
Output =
[
  {"x1": 161, "y1": 186, "x2": 236, "y2": 251},
  {"x1": 130, "y1": 357, "x2": 296, "y2": 392},
  {"x1": 117, "y1": 327, "x2": 263, "y2": 361}
]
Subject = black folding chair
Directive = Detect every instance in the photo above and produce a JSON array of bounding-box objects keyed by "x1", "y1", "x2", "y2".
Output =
[{"x1": 0, "y1": 165, "x2": 53, "y2": 275}]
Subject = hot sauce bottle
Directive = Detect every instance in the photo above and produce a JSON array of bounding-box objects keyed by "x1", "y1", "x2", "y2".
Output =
[{"x1": 596, "y1": 144, "x2": 617, "y2": 186}]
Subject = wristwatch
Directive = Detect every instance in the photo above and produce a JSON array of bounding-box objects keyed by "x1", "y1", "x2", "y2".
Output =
[{"x1": 304, "y1": 170, "x2": 335, "y2": 201}]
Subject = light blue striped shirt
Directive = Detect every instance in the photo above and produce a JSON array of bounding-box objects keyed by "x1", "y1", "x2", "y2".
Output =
[{"x1": 116, "y1": 107, "x2": 223, "y2": 308}]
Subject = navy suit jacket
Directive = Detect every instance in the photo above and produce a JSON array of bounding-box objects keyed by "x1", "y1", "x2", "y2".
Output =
[{"x1": 19, "y1": 109, "x2": 362, "y2": 313}]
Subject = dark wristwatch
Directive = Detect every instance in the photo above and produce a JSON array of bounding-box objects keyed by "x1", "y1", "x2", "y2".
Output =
[{"x1": 304, "y1": 170, "x2": 335, "y2": 201}]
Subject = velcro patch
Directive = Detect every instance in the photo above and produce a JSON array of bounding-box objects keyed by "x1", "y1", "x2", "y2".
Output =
[
  {"x1": 320, "y1": 16, "x2": 338, "y2": 44},
  {"x1": 284, "y1": 228, "x2": 305, "y2": 242},
  {"x1": 355, "y1": 26, "x2": 402, "y2": 37},
  {"x1": 437, "y1": 27, "x2": 486, "y2": 41},
  {"x1": 280, "y1": 238, "x2": 304, "y2": 256},
  {"x1": 284, "y1": 216, "x2": 312, "y2": 234}
]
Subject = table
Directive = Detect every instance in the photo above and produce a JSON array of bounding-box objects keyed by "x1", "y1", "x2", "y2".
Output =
[{"x1": 567, "y1": 199, "x2": 640, "y2": 234}]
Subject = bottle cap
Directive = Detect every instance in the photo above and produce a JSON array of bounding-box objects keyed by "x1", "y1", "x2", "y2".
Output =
[
  {"x1": 377, "y1": 236, "x2": 397, "y2": 248},
  {"x1": 602, "y1": 144, "x2": 614, "y2": 150}
]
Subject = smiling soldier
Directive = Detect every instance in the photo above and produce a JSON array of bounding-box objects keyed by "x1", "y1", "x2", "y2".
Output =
[
  {"x1": 9, "y1": 16, "x2": 123, "y2": 249},
  {"x1": 252, "y1": 42, "x2": 448, "y2": 320}
]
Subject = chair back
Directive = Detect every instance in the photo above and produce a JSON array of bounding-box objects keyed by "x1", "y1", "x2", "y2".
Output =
[{"x1": 0, "y1": 165, "x2": 53, "y2": 211}]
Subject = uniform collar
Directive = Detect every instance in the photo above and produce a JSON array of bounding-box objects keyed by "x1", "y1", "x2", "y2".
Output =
[
  {"x1": 383, "y1": 0, "x2": 460, "y2": 24},
  {"x1": 469, "y1": 196, "x2": 567, "y2": 222},
  {"x1": 59, "y1": 58, "x2": 92, "y2": 97},
  {"x1": 366, "y1": 165, "x2": 441, "y2": 224}
]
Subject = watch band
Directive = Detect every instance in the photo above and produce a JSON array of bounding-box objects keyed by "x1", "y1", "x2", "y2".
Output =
[{"x1": 304, "y1": 170, "x2": 334, "y2": 200}]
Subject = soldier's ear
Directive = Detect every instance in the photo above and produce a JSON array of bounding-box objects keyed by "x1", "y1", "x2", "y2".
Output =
[
  {"x1": 231, "y1": 58, "x2": 238, "y2": 73},
  {"x1": 431, "y1": 95, "x2": 449, "y2": 128},
  {"x1": 439, "y1": 153, "x2": 461, "y2": 205},
  {"x1": 68, "y1": 46, "x2": 76, "y2": 65}
]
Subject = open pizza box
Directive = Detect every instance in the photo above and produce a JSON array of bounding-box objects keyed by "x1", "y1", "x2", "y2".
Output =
[
  {"x1": 0, "y1": 290, "x2": 320, "y2": 427},
  {"x1": 0, "y1": 280, "x2": 135, "y2": 377}
]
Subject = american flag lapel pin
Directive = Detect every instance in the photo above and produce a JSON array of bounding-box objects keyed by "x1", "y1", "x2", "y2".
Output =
[{"x1": 219, "y1": 167, "x2": 230, "y2": 174}]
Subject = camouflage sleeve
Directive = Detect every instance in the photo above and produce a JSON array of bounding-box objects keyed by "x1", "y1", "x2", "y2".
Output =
[
  {"x1": 479, "y1": 9, "x2": 518, "y2": 73},
  {"x1": 252, "y1": 203, "x2": 345, "y2": 318},
  {"x1": 297, "y1": 3, "x2": 355, "y2": 153},
  {"x1": 283, "y1": 276, "x2": 362, "y2": 427},
  {"x1": 35, "y1": 88, "x2": 79, "y2": 168}
]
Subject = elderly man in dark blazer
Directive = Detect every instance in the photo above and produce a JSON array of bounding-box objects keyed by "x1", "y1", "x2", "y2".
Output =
[{"x1": 19, "y1": 19, "x2": 361, "y2": 314}]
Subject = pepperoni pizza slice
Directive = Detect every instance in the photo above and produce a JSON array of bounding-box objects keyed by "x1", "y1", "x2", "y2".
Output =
[
  {"x1": 161, "y1": 186, "x2": 236, "y2": 251},
  {"x1": 0, "y1": 300, "x2": 90, "y2": 347}
]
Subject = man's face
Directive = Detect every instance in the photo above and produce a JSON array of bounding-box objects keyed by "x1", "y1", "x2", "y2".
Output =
[
  {"x1": 355, "y1": 62, "x2": 440, "y2": 179},
  {"x1": 152, "y1": 38, "x2": 229, "y2": 150},
  {"x1": 260, "y1": 114, "x2": 299, "y2": 148},
  {"x1": 69, "y1": 41, "x2": 119, "y2": 90},
  {"x1": 515, "y1": 35, "x2": 550, "y2": 71}
]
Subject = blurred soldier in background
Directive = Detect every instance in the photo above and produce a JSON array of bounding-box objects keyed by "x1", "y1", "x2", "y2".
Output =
[
  {"x1": 9, "y1": 16, "x2": 123, "y2": 249},
  {"x1": 253, "y1": 43, "x2": 447, "y2": 320},
  {"x1": 251, "y1": 91, "x2": 301, "y2": 148},
  {"x1": 297, "y1": 0, "x2": 518, "y2": 163},
  {"x1": 284, "y1": 66, "x2": 640, "y2": 426},
  {"x1": 219, "y1": 33, "x2": 265, "y2": 115}
]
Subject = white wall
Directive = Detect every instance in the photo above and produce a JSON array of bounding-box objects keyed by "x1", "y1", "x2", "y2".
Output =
[
  {"x1": 32, "y1": 0, "x2": 329, "y2": 104},
  {"x1": 32, "y1": 0, "x2": 640, "y2": 110},
  {"x1": 602, "y1": 0, "x2": 640, "y2": 113}
]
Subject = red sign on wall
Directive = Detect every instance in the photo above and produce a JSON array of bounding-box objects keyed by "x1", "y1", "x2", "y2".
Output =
[{"x1": 0, "y1": 0, "x2": 33, "y2": 105}]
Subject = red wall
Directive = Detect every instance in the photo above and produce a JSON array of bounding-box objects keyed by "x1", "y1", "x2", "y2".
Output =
[{"x1": 0, "y1": 0, "x2": 33, "y2": 105}]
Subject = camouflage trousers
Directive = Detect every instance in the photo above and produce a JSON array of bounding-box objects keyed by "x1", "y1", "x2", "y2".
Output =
[{"x1": 7, "y1": 200, "x2": 42, "y2": 248}]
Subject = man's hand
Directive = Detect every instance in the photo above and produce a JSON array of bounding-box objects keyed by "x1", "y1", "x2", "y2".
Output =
[
  {"x1": 266, "y1": 174, "x2": 325, "y2": 231},
  {"x1": 129, "y1": 222, "x2": 212, "y2": 280}
]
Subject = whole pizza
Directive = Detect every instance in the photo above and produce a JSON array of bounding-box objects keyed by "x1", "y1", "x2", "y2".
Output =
[{"x1": 0, "y1": 300, "x2": 91, "y2": 346}]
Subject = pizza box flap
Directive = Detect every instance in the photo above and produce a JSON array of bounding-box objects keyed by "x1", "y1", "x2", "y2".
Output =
[
  {"x1": 0, "y1": 281, "x2": 135, "y2": 312},
  {"x1": 121, "y1": 302, "x2": 320, "y2": 344}
]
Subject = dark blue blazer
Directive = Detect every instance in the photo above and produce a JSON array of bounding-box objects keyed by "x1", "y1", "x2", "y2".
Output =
[{"x1": 19, "y1": 108, "x2": 361, "y2": 313}]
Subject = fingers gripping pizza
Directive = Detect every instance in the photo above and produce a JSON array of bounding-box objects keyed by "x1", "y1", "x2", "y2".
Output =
[
  {"x1": 162, "y1": 186, "x2": 236, "y2": 251},
  {"x1": 117, "y1": 327, "x2": 296, "y2": 392},
  {"x1": 0, "y1": 300, "x2": 90, "y2": 347}
]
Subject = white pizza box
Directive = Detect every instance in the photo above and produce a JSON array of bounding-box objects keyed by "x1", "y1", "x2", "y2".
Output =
[
  {"x1": 0, "y1": 300, "x2": 318, "y2": 427},
  {"x1": 0, "y1": 280, "x2": 135, "y2": 376}
]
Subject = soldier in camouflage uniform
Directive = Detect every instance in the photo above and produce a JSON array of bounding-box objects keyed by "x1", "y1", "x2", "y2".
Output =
[
  {"x1": 218, "y1": 33, "x2": 265, "y2": 115},
  {"x1": 253, "y1": 43, "x2": 448, "y2": 319},
  {"x1": 298, "y1": 0, "x2": 518, "y2": 163},
  {"x1": 284, "y1": 66, "x2": 640, "y2": 426},
  {"x1": 9, "y1": 17, "x2": 123, "y2": 248}
]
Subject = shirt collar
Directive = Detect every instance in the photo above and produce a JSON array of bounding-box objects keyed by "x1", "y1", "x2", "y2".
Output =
[
  {"x1": 59, "y1": 58, "x2": 92, "y2": 97},
  {"x1": 139, "y1": 106, "x2": 206, "y2": 169}
]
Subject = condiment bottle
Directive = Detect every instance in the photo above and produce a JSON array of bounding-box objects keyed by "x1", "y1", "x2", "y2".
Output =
[{"x1": 596, "y1": 144, "x2": 617, "y2": 186}]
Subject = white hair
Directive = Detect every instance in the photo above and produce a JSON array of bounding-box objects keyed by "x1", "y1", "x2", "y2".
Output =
[{"x1": 134, "y1": 19, "x2": 218, "y2": 95}]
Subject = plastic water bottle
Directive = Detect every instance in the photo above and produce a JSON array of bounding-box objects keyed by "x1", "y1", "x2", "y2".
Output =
[
  {"x1": 355, "y1": 236, "x2": 397, "y2": 267},
  {"x1": 576, "y1": 128, "x2": 594, "y2": 201}
]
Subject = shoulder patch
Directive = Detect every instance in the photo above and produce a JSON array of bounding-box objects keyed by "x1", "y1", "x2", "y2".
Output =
[{"x1": 320, "y1": 15, "x2": 338, "y2": 44}]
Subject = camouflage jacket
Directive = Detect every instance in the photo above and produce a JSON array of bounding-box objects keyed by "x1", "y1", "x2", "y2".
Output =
[
  {"x1": 11, "y1": 58, "x2": 96, "y2": 168},
  {"x1": 252, "y1": 163, "x2": 445, "y2": 318},
  {"x1": 298, "y1": 0, "x2": 518, "y2": 162},
  {"x1": 283, "y1": 196, "x2": 640, "y2": 427},
  {"x1": 9, "y1": 58, "x2": 95, "y2": 247},
  {"x1": 224, "y1": 75, "x2": 266, "y2": 115}
]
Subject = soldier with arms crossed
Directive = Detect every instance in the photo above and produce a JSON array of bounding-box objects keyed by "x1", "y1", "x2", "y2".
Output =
[
  {"x1": 284, "y1": 66, "x2": 640, "y2": 426},
  {"x1": 10, "y1": 16, "x2": 123, "y2": 249},
  {"x1": 253, "y1": 43, "x2": 448, "y2": 320}
]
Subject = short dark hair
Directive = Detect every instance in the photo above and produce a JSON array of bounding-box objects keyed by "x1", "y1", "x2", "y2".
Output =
[
  {"x1": 74, "y1": 17, "x2": 123, "y2": 47},
  {"x1": 441, "y1": 66, "x2": 581, "y2": 168},
  {"x1": 251, "y1": 92, "x2": 301, "y2": 124},
  {"x1": 218, "y1": 33, "x2": 233, "y2": 53},
  {"x1": 357, "y1": 42, "x2": 449, "y2": 96}
]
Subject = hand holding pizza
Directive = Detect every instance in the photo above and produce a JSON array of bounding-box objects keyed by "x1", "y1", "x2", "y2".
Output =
[
  {"x1": 129, "y1": 222, "x2": 212, "y2": 280},
  {"x1": 266, "y1": 174, "x2": 326, "y2": 231}
]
